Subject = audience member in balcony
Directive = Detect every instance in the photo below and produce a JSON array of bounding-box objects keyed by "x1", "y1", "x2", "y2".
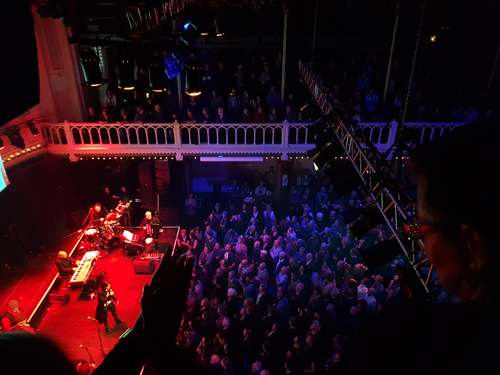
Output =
[
  {"x1": 184, "y1": 109, "x2": 197, "y2": 124},
  {"x1": 99, "y1": 107, "x2": 114, "y2": 123},
  {"x1": 227, "y1": 89, "x2": 242, "y2": 121},
  {"x1": 364, "y1": 88, "x2": 380, "y2": 119},
  {"x1": 134, "y1": 105, "x2": 150, "y2": 123},
  {"x1": 268, "y1": 107, "x2": 280, "y2": 123},
  {"x1": 104, "y1": 88, "x2": 118, "y2": 110},
  {"x1": 163, "y1": 87, "x2": 179, "y2": 120},
  {"x1": 260, "y1": 64, "x2": 272, "y2": 90},
  {"x1": 200, "y1": 107, "x2": 212, "y2": 123},
  {"x1": 187, "y1": 96, "x2": 200, "y2": 117},
  {"x1": 151, "y1": 103, "x2": 167, "y2": 123},
  {"x1": 284, "y1": 105, "x2": 298, "y2": 122},
  {"x1": 201, "y1": 64, "x2": 215, "y2": 93},
  {"x1": 87, "y1": 106, "x2": 98, "y2": 122},
  {"x1": 266, "y1": 86, "x2": 281, "y2": 110},
  {"x1": 215, "y1": 106, "x2": 228, "y2": 123},
  {"x1": 241, "y1": 90, "x2": 251, "y2": 109},
  {"x1": 215, "y1": 61, "x2": 229, "y2": 93},
  {"x1": 253, "y1": 105, "x2": 266, "y2": 123},
  {"x1": 210, "y1": 90, "x2": 225, "y2": 113},
  {"x1": 235, "y1": 64, "x2": 246, "y2": 91},
  {"x1": 118, "y1": 108, "x2": 131, "y2": 122},
  {"x1": 241, "y1": 108, "x2": 252, "y2": 123}
]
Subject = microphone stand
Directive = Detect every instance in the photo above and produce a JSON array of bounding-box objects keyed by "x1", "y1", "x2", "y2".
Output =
[
  {"x1": 80, "y1": 344, "x2": 96, "y2": 369},
  {"x1": 88, "y1": 316, "x2": 106, "y2": 358}
]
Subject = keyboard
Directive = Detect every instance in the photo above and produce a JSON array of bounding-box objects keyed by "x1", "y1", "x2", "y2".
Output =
[{"x1": 69, "y1": 250, "x2": 100, "y2": 287}]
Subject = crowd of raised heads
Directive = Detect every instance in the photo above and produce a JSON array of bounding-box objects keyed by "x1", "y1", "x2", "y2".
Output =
[
  {"x1": 177, "y1": 169, "x2": 410, "y2": 374},
  {"x1": 88, "y1": 52, "x2": 311, "y2": 126}
]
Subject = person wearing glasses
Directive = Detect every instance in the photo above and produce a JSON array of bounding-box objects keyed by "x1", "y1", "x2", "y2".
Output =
[{"x1": 339, "y1": 120, "x2": 500, "y2": 374}]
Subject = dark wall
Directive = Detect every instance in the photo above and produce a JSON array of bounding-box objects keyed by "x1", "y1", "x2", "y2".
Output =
[
  {"x1": 0, "y1": 156, "x2": 139, "y2": 264},
  {"x1": 0, "y1": 2, "x2": 39, "y2": 125}
]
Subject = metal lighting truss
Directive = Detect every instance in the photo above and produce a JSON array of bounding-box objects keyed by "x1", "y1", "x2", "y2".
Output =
[{"x1": 299, "y1": 61, "x2": 438, "y2": 296}]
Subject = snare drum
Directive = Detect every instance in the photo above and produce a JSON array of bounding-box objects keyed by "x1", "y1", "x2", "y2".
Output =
[{"x1": 84, "y1": 228, "x2": 98, "y2": 243}]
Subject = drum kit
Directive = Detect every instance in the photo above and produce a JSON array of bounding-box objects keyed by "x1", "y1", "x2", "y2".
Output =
[{"x1": 83, "y1": 201, "x2": 131, "y2": 250}]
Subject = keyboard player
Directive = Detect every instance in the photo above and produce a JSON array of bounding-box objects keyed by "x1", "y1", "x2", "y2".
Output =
[{"x1": 56, "y1": 251, "x2": 78, "y2": 277}]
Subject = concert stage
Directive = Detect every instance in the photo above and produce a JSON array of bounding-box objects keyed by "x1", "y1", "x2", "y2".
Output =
[{"x1": 0, "y1": 227, "x2": 179, "y2": 366}]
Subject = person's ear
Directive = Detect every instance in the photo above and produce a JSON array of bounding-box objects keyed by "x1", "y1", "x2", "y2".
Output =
[{"x1": 460, "y1": 224, "x2": 488, "y2": 272}]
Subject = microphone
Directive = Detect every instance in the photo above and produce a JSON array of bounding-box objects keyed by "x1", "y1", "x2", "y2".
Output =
[{"x1": 87, "y1": 316, "x2": 97, "y2": 321}]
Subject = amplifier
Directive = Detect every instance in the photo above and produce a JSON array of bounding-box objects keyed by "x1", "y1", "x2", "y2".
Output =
[{"x1": 133, "y1": 258, "x2": 156, "y2": 274}]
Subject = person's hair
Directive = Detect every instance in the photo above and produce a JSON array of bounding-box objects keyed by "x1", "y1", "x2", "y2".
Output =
[{"x1": 410, "y1": 120, "x2": 500, "y2": 295}]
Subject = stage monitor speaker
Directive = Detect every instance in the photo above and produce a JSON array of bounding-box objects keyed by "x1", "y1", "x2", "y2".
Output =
[{"x1": 133, "y1": 258, "x2": 155, "y2": 274}]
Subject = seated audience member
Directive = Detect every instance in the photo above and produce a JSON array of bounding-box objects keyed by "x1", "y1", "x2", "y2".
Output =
[
  {"x1": 284, "y1": 105, "x2": 298, "y2": 122},
  {"x1": 98, "y1": 107, "x2": 114, "y2": 123},
  {"x1": 200, "y1": 107, "x2": 212, "y2": 123},
  {"x1": 0, "y1": 300, "x2": 35, "y2": 333},
  {"x1": 184, "y1": 108, "x2": 197, "y2": 124},
  {"x1": 87, "y1": 106, "x2": 98, "y2": 122},
  {"x1": 134, "y1": 105, "x2": 150, "y2": 122},
  {"x1": 118, "y1": 108, "x2": 131, "y2": 122},
  {"x1": 253, "y1": 105, "x2": 266, "y2": 123},
  {"x1": 215, "y1": 106, "x2": 227, "y2": 123},
  {"x1": 241, "y1": 107, "x2": 252, "y2": 123},
  {"x1": 151, "y1": 103, "x2": 167, "y2": 123}
]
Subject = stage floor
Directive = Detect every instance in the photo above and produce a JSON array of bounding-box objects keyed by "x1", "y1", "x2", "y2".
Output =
[
  {"x1": 37, "y1": 249, "x2": 153, "y2": 363},
  {"x1": 1, "y1": 226, "x2": 179, "y2": 366}
]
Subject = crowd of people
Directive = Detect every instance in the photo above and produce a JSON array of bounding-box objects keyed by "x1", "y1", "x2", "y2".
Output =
[
  {"x1": 317, "y1": 56, "x2": 490, "y2": 124},
  {"x1": 87, "y1": 52, "x2": 308, "y2": 126},
  {"x1": 175, "y1": 170, "x2": 405, "y2": 374}
]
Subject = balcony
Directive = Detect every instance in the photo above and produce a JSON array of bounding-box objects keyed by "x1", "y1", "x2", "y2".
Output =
[
  {"x1": 43, "y1": 121, "x2": 315, "y2": 161},
  {"x1": 0, "y1": 119, "x2": 467, "y2": 168}
]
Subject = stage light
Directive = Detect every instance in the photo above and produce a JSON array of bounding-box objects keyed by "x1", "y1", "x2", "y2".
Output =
[
  {"x1": 307, "y1": 143, "x2": 336, "y2": 172},
  {"x1": 430, "y1": 34, "x2": 437, "y2": 43},
  {"x1": 80, "y1": 47, "x2": 105, "y2": 87},
  {"x1": 214, "y1": 17, "x2": 224, "y2": 37},
  {"x1": 185, "y1": 56, "x2": 202, "y2": 97},
  {"x1": 183, "y1": 21, "x2": 198, "y2": 32},
  {"x1": 118, "y1": 54, "x2": 136, "y2": 91},
  {"x1": 149, "y1": 54, "x2": 168, "y2": 93}
]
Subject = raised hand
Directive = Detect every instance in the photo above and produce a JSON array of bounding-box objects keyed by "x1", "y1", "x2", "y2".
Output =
[{"x1": 140, "y1": 249, "x2": 194, "y2": 349}]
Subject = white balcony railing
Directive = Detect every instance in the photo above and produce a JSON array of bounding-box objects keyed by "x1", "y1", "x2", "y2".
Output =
[
  {"x1": 358, "y1": 121, "x2": 465, "y2": 154},
  {"x1": 43, "y1": 121, "x2": 315, "y2": 161}
]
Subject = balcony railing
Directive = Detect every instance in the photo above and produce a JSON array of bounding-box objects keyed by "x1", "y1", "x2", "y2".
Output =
[
  {"x1": 358, "y1": 121, "x2": 465, "y2": 153},
  {"x1": 43, "y1": 121, "x2": 315, "y2": 160}
]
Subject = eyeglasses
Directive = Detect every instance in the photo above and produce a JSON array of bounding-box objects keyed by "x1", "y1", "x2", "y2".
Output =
[{"x1": 403, "y1": 222, "x2": 445, "y2": 239}]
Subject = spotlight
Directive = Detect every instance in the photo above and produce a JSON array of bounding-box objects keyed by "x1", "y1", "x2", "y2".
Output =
[
  {"x1": 307, "y1": 143, "x2": 337, "y2": 172},
  {"x1": 80, "y1": 48, "x2": 105, "y2": 87},
  {"x1": 118, "y1": 54, "x2": 136, "y2": 91},
  {"x1": 214, "y1": 17, "x2": 224, "y2": 37},
  {"x1": 183, "y1": 21, "x2": 198, "y2": 32},
  {"x1": 185, "y1": 55, "x2": 202, "y2": 97},
  {"x1": 348, "y1": 205, "x2": 384, "y2": 239},
  {"x1": 429, "y1": 34, "x2": 437, "y2": 43},
  {"x1": 149, "y1": 54, "x2": 168, "y2": 93}
]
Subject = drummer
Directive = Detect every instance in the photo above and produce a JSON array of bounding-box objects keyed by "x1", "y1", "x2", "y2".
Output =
[{"x1": 89, "y1": 203, "x2": 107, "y2": 223}]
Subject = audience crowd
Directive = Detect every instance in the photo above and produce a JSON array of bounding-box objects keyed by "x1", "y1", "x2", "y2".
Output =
[
  {"x1": 317, "y1": 56, "x2": 491, "y2": 124},
  {"x1": 175, "y1": 171, "x2": 405, "y2": 374},
  {"x1": 88, "y1": 52, "x2": 308, "y2": 126}
]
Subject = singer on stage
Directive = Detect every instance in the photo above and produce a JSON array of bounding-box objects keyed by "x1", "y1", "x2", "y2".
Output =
[{"x1": 94, "y1": 273, "x2": 123, "y2": 333}]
